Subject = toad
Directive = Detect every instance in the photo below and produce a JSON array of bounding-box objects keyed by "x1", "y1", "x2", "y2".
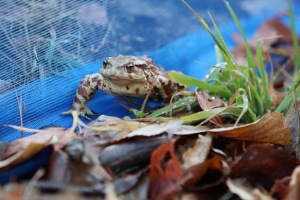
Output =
[{"x1": 61, "y1": 55, "x2": 187, "y2": 118}]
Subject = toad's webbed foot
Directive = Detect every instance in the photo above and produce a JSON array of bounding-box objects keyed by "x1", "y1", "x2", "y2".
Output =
[{"x1": 61, "y1": 106, "x2": 98, "y2": 121}]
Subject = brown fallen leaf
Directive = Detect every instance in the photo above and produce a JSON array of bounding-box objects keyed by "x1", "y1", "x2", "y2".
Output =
[
  {"x1": 115, "y1": 119, "x2": 182, "y2": 140},
  {"x1": 81, "y1": 115, "x2": 148, "y2": 141},
  {"x1": 100, "y1": 136, "x2": 169, "y2": 171},
  {"x1": 0, "y1": 142, "x2": 9, "y2": 159},
  {"x1": 284, "y1": 165, "x2": 300, "y2": 200},
  {"x1": 229, "y1": 144, "x2": 299, "y2": 191},
  {"x1": 0, "y1": 143, "x2": 51, "y2": 171},
  {"x1": 182, "y1": 134, "x2": 213, "y2": 169},
  {"x1": 82, "y1": 115, "x2": 147, "y2": 137},
  {"x1": 174, "y1": 112, "x2": 291, "y2": 146},
  {"x1": 148, "y1": 139, "x2": 186, "y2": 199},
  {"x1": 194, "y1": 91, "x2": 224, "y2": 127},
  {"x1": 184, "y1": 156, "x2": 223, "y2": 188},
  {"x1": 226, "y1": 178, "x2": 273, "y2": 200},
  {"x1": 270, "y1": 176, "x2": 290, "y2": 199},
  {"x1": 118, "y1": 174, "x2": 149, "y2": 200},
  {"x1": 269, "y1": 85, "x2": 286, "y2": 110},
  {"x1": 0, "y1": 126, "x2": 76, "y2": 171},
  {"x1": 231, "y1": 18, "x2": 297, "y2": 66},
  {"x1": 2, "y1": 126, "x2": 67, "y2": 159},
  {"x1": 209, "y1": 112, "x2": 291, "y2": 146}
]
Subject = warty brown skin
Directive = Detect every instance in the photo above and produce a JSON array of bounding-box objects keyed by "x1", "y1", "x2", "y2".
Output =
[{"x1": 61, "y1": 55, "x2": 188, "y2": 118}]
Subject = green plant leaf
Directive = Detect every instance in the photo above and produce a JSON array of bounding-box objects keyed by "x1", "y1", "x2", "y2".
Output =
[{"x1": 168, "y1": 71, "x2": 232, "y2": 98}]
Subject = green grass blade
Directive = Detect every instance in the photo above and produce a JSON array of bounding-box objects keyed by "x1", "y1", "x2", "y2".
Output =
[
  {"x1": 168, "y1": 71, "x2": 232, "y2": 98},
  {"x1": 248, "y1": 83, "x2": 264, "y2": 117},
  {"x1": 209, "y1": 13, "x2": 237, "y2": 70},
  {"x1": 180, "y1": 108, "x2": 224, "y2": 123},
  {"x1": 182, "y1": 0, "x2": 228, "y2": 56},
  {"x1": 224, "y1": 1, "x2": 256, "y2": 83},
  {"x1": 148, "y1": 96, "x2": 197, "y2": 117},
  {"x1": 256, "y1": 41, "x2": 271, "y2": 111},
  {"x1": 276, "y1": 84, "x2": 300, "y2": 114}
]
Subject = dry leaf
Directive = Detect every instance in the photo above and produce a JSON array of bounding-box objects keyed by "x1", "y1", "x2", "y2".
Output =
[
  {"x1": 148, "y1": 139, "x2": 185, "y2": 199},
  {"x1": 182, "y1": 134, "x2": 213, "y2": 169},
  {"x1": 232, "y1": 18, "x2": 297, "y2": 66},
  {"x1": 100, "y1": 136, "x2": 169, "y2": 171},
  {"x1": 284, "y1": 165, "x2": 300, "y2": 200},
  {"x1": 174, "y1": 112, "x2": 291, "y2": 146},
  {"x1": 0, "y1": 143, "x2": 50, "y2": 171},
  {"x1": 226, "y1": 178, "x2": 273, "y2": 200},
  {"x1": 118, "y1": 174, "x2": 149, "y2": 200},
  {"x1": 229, "y1": 144, "x2": 299, "y2": 191},
  {"x1": 115, "y1": 119, "x2": 182, "y2": 140},
  {"x1": 0, "y1": 126, "x2": 76, "y2": 171},
  {"x1": 270, "y1": 176, "x2": 290, "y2": 199},
  {"x1": 194, "y1": 91, "x2": 224, "y2": 127},
  {"x1": 2, "y1": 126, "x2": 67, "y2": 159},
  {"x1": 184, "y1": 156, "x2": 223, "y2": 187},
  {"x1": 83, "y1": 115, "x2": 147, "y2": 136},
  {"x1": 209, "y1": 112, "x2": 291, "y2": 146}
]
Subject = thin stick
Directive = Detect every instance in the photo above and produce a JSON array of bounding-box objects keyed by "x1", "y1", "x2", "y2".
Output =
[{"x1": 15, "y1": 89, "x2": 24, "y2": 138}]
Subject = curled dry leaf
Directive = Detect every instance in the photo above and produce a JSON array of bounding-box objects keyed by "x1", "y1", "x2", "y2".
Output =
[
  {"x1": 83, "y1": 115, "x2": 147, "y2": 137},
  {"x1": 100, "y1": 136, "x2": 169, "y2": 171},
  {"x1": 270, "y1": 176, "x2": 290, "y2": 199},
  {"x1": 194, "y1": 91, "x2": 224, "y2": 127},
  {"x1": 148, "y1": 139, "x2": 185, "y2": 199},
  {"x1": 184, "y1": 156, "x2": 223, "y2": 188},
  {"x1": 104, "y1": 181, "x2": 118, "y2": 200},
  {"x1": 2, "y1": 126, "x2": 67, "y2": 159},
  {"x1": 112, "y1": 171, "x2": 145, "y2": 195},
  {"x1": 115, "y1": 119, "x2": 182, "y2": 140},
  {"x1": 0, "y1": 125, "x2": 76, "y2": 171},
  {"x1": 118, "y1": 174, "x2": 149, "y2": 200},
  {"x1": 174, "y1": 112, "x2": 291, "y2": 146},
  {"x1": 83, "y1": 115, "x2": 148, "y2": 140},
  {"x1": 226, "y1": 178, "x2": 273, "y2": 200},
  {"x1": 231, "y1": 18, "x2": 297, "y2": 66},
  {"x1": 209, "y1": 112, "x2": 291, "y2": 146},
  {"x1": 0, "y1": 143, "x2": 50, "y2": 171},
  {"x1": 284, "y1": 165, "x2": 300, "y2": 200},
  {"x1": 229, "y1": 144, "x2": 299, "y2": 191},
  {"x1": 269, "y1": 85, "x2": 286, "y2": 110},
  {"x1": 182, "y1": 134, "x2": 213, "y2": 169}
]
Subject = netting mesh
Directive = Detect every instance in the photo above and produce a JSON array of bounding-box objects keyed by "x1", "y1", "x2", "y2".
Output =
[{"x1": 0, "y1": 0, "x2": 297, "y2": 141}]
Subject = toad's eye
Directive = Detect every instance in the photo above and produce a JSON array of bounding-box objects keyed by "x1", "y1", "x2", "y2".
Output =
[
  {"x1": 125, "y1": 65, "x2": 134, "y2": 73},
  {"x1": 103, "y1": 60, "x2": 108, "y2": 68}
]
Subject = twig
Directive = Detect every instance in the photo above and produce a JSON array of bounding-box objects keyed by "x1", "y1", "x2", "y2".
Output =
[
  {"x1": 23, "y1": 169, "x2": 45, "y2": 200},
  {"x1": 15, "y1": 89, "x2": 24, "y2": 138}
]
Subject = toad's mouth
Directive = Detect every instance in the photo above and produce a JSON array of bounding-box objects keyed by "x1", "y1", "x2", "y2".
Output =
[{"x1": 108, "y1": 76, "x2": 145, "y2": 86}]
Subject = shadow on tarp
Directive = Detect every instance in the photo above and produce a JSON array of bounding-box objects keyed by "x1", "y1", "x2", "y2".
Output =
[{"x1": 0, "y1": 11, "x2": 288, "y2": 142}]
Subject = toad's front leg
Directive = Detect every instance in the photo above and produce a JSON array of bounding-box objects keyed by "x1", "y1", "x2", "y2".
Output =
[{"x1": 61, "y1": 73, "x2": 104, "y2": 119}]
